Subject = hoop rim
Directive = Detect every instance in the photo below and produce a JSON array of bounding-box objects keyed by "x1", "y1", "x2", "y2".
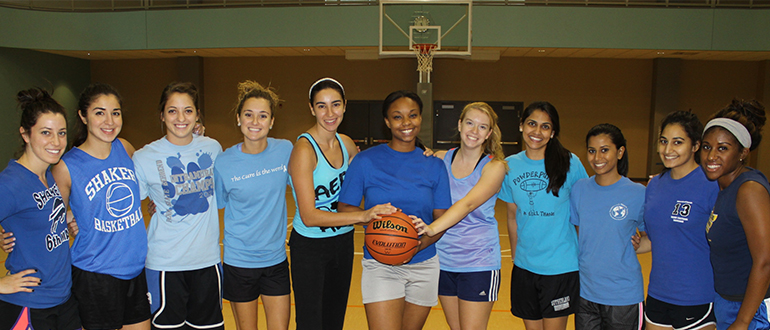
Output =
[{"x1": 413, "y1": 43, "x2": 438, "y2": 55}]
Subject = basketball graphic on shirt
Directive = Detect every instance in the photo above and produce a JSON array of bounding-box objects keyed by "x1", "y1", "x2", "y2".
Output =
[
  {"x1": 105, "y1": 182, "x2": 134, "y2": 218},
  {"x1": 609, "y1": 203, "x2": 628, "y2": 220}
]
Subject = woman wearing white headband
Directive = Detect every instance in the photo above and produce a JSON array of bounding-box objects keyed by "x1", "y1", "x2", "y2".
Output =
[
  {"x1": 701, "y1": 99, "x2": 770, "y2": 330},
  {"x1": 288, "y1": 78, "x2": 396, "y2": 329}
]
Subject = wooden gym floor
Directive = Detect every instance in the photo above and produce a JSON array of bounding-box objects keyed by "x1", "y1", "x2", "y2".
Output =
[{"x1": 0, "y1": 190, "x2": 653, "y2": 329}]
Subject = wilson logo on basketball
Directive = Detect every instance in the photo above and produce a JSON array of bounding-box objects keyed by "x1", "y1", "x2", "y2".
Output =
[{"x1": 371, "y1": 219, "x2": 409, "y2": 233}]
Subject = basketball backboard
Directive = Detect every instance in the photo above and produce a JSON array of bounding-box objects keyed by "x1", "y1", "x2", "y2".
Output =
[{"x1": 379, "y1": 0, "x2": 472, "y2": 58}]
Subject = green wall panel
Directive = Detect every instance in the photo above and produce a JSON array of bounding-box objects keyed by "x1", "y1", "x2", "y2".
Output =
[
  {"x1": 0, "y1": 47, "x2": 90, "y2": 170},
  {"x1": 1, "y1": 6, "x2": 768, "y2": 51}
]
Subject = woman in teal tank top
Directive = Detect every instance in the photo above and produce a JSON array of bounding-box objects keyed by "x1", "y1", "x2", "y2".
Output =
[{"x1": 288, "y1": 78, "x2": 396, "y2": 330}]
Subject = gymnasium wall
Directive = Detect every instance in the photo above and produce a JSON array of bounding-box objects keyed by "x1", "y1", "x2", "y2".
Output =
[
  {"x1": 2, "y1": 6, "x2": 770, "y2": 52},
  {"x1": 92, "y1": 56, "x2": 765, "y2": 179},
  {"x1": 0, "y1": 47, "x2": 90, "y2": 169}
]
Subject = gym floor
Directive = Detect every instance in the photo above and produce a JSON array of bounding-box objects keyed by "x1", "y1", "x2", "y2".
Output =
[{"x1": 0, "y1": 189, "x2": 653, "y2": 329}]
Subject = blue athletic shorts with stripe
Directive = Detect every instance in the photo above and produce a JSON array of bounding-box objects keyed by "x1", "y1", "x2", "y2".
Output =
[
  {"x1": 438, "y1": 269, "x2": 501, "y2": 302},
  {"x1": 714, "y1": 294, "x2": 770, "y2": 330}
]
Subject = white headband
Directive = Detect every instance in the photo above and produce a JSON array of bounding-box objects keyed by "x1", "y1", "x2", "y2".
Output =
[
  {"x1": 309, "y1": 77, "x2": 345, "y2": 100},
  {"x1": 704, "y1": 118, "x2": 752, "y2": 149}
]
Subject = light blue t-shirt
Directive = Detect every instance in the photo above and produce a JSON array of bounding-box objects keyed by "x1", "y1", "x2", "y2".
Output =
[
  {"x1": 570, "y1": 176, "x2": 646, "y2": 306},
  {"x1": 338, "y1": 144, "x2": 451, "y2": 265},
  {"x1": 133, "y1": 135, "x2": 222, "y2": 271},
  {"x1": 215, "y1": 138, "x2": 292, "y2": 269},
  {"x1": 498, "y1": 151, "x2": 587, "y2": 275}
]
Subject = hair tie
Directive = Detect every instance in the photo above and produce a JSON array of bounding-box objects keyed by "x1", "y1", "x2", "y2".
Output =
[
  {"x1": 704, "y1": 118, "x2": 752, "y2": 149},
  {"x1": 308, "y1": 77, "x2": 345, "y2": 100}
]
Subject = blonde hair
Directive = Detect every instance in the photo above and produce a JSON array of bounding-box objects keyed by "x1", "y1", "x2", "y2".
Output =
[
  {"x1": 460, "y1": 102, "x2": 506, "y2": 164},
  {"x1": 234, "y1": 80, "x2": 281, "y2": 117}
]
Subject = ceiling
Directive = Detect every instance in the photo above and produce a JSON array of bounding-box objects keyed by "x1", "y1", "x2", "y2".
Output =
[{"x1": 38, "y1": 46, "x2": 770, "y2": 61}]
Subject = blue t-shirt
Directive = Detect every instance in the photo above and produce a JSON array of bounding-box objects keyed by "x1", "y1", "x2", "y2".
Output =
[
  {"x1": 707, "y1": 168, "x2": 770, "y2": 300},
  {"x1": 498, "y1": 151, "x2": 587, "y2": 275},
  {"x1": 338, "y1": 144, "x2": 451, "y2": 264},
  {"x1": 133, "y1": 135, "x2": 222, "y2": 271},
  {"x1": 215, "y1": 138, "x2": 292, "y2": 268},
  {"x1": 0, "y1": 161, "x2": 71, "y2": 308},
  {"x1": 645, "y1": 168, "x2": 718, "y2": 305},
  {"x1": 290, "y1": 133, "x2": 354, "y2": 238},
  {"x1": 570, "y1": 176, "x2": 646, "y2": 306},
  {"x1": 436, "y1": 148, "x2": 501, "y2": 272},
  {"x1": 64, "y1": 139, "x2": 147, "y2": 280}
]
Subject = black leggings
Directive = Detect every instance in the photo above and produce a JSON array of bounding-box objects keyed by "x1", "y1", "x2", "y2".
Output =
[{"x1": 289, "y1": 229, "x2": 354, "y2": 330}]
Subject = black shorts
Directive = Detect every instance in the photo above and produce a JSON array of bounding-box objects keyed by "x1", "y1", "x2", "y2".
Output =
[
  {"x1": 223, "y1": 259, "x2": 291, "y2": 302},
  {"x1": 645, "y1": 295, "x2": 716, "y2": 330},
  {"x1": 0, "y1": 295, "x2": 81, "y2": 330},
  {"x1": 71, "y1": 266, "x2": 151, "y2": 330},
  {"x1": 438, "y1": 269, "x2": 501, "y2": 302},
  {"x1": 510, "y1": 266, "x2": 579, "y2": 320},
  {"x1": 575, "y1": 298, "x2": 644, "y2": 330},
  {"x1": 146, "y1": 264, "x2": 224, "y2": 330}
]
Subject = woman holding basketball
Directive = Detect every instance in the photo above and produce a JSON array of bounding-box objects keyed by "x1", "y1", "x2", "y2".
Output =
[
  {"x1": 132, "y1": 82, "x2": 224, "y2": 330},
  {"x1": 637, "y1": 111, "x2": 718, "y2": 330},
  {"x1": 499, "y1": 101, "x2": 587, "y2": 330},
  {"x1": 0, "y1": 88, "x2": 80, "y2": 330},
  {"x1": 701, "y1": 100, "x2": 770, "y2": 330},
  {"x1": 570, "y1": 124, "x2": 646, "y2": 330},
  {"x1": 214, "y1": 81, "x2": 292, "y2": 330},
  {"x1": 288, "y1": 77, "x2": 396, "y2": 330},
  {"x1": 338, "y1": 90, "x2": 451, "y2": 330},
  {"x1": 412, "y1": 102, "x2": 507, "y2": 330},
  {"x1": 53, "y1": 83, "x2": 151, "y2": 330}
]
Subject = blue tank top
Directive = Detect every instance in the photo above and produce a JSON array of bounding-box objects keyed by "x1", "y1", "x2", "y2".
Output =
[
  {"x1": 706, "y1": 168, "x2": 770, "y2": 300},
  {"x1": 436, "y1": 148, "x2": 501, "y2": 272},
  {"x1": 291, "y1": 133, "x2": 354, "y2": 238},
  {"x1": 64, "y1": 139, "x2": 147, "y2": 279}
]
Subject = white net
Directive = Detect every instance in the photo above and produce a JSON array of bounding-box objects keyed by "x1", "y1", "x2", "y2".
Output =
[{"x1": 414, "y1": 44, "x2": 437, "y2": 73}]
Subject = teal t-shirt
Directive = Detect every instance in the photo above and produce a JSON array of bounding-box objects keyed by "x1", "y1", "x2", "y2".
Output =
[{"x1": 498, "y1": 151, "x2": 587, "y2": 275}]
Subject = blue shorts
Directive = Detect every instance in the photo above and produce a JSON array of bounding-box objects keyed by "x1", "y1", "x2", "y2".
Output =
[
  {"x1": 714, "y1": 294, "x2": 770, "y2": 330},
  {"x1": 438, "y1": 269, "x2": 500, "y2": 302}
]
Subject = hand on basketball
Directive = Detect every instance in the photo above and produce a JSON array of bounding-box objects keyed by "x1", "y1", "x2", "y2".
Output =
[
  {"x1": 67, "y1": 211, "x2": 79, "y2": 238},
  {"x1": 361, "y1": 203, "x2": 397, "y2": 224},
  {"x1": 0, "y1": 269, "x2": 40, "y2": 294}
]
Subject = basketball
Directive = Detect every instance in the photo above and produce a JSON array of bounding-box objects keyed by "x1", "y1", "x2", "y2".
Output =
[{"x1": 365, "y1": 211, "x2": 420, "y2": 265}]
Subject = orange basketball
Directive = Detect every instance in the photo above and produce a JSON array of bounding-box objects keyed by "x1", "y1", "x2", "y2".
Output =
[{"x1": 365, "y1": 211, "x2": 420, "y2": 265}]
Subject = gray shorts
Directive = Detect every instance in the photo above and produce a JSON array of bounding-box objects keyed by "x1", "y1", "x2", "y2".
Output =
[{"x1": 361, "y1": 255, "x2": 440, "y2": 306}]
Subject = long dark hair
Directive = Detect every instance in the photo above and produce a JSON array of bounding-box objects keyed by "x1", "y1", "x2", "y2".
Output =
[
  {"x1": 16, "y1": 87, "x2": 67, "y2": 157},
  {"x1": 659, "y1": 111, "x2": 704, "y2": 170},
  {"x1": 381, "y1": 90, "x2": 426, "y2": 151},
  {"x1": 73, "y1": 83, "x2": 123, "y2": 147},
  {"x1": 521, "y1": 101, "x2": 571, "y2": 197},
  {"x1": 586, "y1": 123, "x2": 628, "y2": 177}
]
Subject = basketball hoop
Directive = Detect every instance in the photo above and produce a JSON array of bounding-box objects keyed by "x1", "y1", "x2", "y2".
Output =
[{"x1": 413, "y1": 43, "x2": 437, "y2": 74}]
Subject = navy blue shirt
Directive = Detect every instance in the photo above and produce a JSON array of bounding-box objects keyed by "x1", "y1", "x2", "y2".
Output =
[{"x1": 706, "y1": 168, "x2": 770, "y2": 300}]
